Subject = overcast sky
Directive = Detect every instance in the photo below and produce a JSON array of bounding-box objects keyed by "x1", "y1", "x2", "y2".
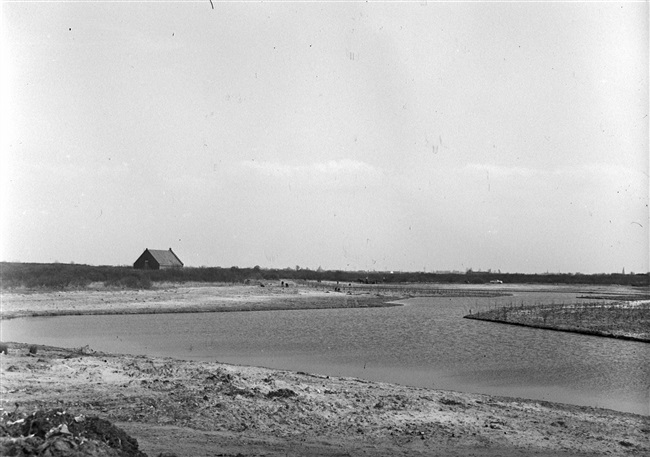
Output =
[{"x1": 1, "y1": 1, "x2": 648, "y2": 274}]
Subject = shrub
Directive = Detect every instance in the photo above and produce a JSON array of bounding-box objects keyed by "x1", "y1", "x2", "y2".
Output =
[{"x1": 104, "y1": 274, "x2": 152, "y2": 290}]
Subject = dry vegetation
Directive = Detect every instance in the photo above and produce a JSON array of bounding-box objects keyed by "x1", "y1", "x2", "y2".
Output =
[
  {"x1": 2, "y1": 262, "x2": 647, "y2": 291},
  {"x1": 465, "y1": 300, "x2": 650, "y2": 342}
]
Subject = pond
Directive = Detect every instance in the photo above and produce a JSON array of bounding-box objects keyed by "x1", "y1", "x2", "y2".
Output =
[{"x1": 2, "y1": 292, "x2": 648, "y2": 415}]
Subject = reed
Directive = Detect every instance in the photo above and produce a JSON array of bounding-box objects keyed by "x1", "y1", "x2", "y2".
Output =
[{"x1": 465, "y1": 301, "x2": 650, "y2": 342}]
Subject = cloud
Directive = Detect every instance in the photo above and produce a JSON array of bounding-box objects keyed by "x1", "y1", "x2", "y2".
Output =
[
  {"x1": 239, "y1": 159, "x2": 384, "y2": 189},
  {"x1": 464, "y1": 163, "x2": 539, "y2": 178}
]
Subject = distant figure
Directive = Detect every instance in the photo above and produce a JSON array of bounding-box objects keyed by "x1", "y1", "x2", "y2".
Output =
[{"x1": 281, "y1": 281, "x2": 285, "y2": 287}]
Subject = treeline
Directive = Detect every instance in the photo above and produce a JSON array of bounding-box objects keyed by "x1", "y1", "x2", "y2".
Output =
[{"x1": 1, "y1": 262, "x2": 648, "y2": 290}]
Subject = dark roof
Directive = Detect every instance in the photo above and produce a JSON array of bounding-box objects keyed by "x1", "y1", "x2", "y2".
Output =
[{"x1": 147, "y1": 249, "x2": 184, "y2": 267}]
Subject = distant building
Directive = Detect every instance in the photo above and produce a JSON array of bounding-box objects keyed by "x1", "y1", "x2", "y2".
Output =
[{"x1": 133, "y1": 248, "x2": 184, "y2": 270}]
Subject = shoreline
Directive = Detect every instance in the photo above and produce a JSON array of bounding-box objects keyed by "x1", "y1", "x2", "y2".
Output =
[
  {"x1": 2, "y1": 283, "x2": 649, "y2": 455},
  {"x1": 0, "y1": 283, "x2": 407, "y2": 321},
  {"x1": 3, "y1": 281, "x2": 645, "y2": 322},
  {"x1": 463, "y1": 314, "x2": 650, "y2": 343},
  {"x1": 0, "y1": 299, "x2": 405, "y2": 321},
  {"x1": 1, "y1": 342, "x2": 648, "y2": 456}
]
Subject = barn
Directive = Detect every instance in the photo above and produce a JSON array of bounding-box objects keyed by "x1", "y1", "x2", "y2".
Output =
[{"x1": 133, "y1": 248, "x2": 184, "y2": 270}]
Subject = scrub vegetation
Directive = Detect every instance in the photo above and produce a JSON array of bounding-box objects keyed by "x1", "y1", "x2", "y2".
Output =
[{"x1": 2, "y1": 261, "x2": 648, "y2": 290}]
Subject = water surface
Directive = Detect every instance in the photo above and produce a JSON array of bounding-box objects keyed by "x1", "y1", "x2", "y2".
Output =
[{"x1": 2, "y1": 292, "x2": 648, "y2": 415}]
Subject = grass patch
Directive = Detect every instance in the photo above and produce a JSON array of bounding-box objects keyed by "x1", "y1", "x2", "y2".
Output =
[{"x1": 465, "y1": 301, "x2": 650, "y2": 342}]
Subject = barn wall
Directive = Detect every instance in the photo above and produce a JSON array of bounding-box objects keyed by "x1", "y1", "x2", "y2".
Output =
[{"x1": 133, "y1": 251, "x2": 160, "y2": 270}]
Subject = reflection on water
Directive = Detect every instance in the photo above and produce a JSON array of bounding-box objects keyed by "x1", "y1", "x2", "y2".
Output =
[{"x1": 2, "y1": 292, "x2": 648, "y2": 415}]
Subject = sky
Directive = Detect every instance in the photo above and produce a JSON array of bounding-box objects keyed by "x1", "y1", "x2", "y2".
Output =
[{"x1": 1, "y1": 1, "x2": 648, "y2": 274}]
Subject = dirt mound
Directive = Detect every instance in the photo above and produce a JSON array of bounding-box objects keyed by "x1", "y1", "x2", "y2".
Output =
[
  {"x1": 266, "y1": 388, "x2": 297, "y2": 399},
  {"x1": 1, "y1": 409, "x2": 148, "y2": 457}
]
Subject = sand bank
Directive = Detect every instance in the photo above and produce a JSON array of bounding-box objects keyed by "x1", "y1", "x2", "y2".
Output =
[
  {"x1": 1, "y1": 342, "x2": 648, "y2": 456},
  {"x1": 0, "y1": 283, "x2": 403, "y2": 320}
]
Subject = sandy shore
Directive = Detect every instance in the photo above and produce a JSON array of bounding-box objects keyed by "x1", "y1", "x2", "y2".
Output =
[
  {"x1": 4, "y1": 281, "x2": 642, "y2": 321},
  {"x1": 0, "y1": 282, "x2": 405, "y2": 320},
  {"x1": 2, "y1": 283, "x2": 649, "y2": 455},
  {"x1": 1, "y1": 342, "x2": 648, "y2": 457}
]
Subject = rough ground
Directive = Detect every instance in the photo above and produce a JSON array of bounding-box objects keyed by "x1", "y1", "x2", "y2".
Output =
[
  {"x1": 1, "y1": 408, "x2": 147, "y2": 457},
  {"x1": 0, "y1": 283, "x2": 404, "y2": 320},
  {"x1": 1, "y1": 343, "x2": 648, "y2": 457},
  {"x1": 1, "y1": 281, "x2": 633, "y2": 321}
]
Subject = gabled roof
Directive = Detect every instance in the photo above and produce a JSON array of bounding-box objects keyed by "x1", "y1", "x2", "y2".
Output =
[{"x1": 147, "y1": 248, "x2": 184, "y2": 267}]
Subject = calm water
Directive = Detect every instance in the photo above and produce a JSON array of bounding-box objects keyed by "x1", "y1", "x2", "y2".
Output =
[{"x1": 2, "y1": 292, "x2": 648, "y2": 415}]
